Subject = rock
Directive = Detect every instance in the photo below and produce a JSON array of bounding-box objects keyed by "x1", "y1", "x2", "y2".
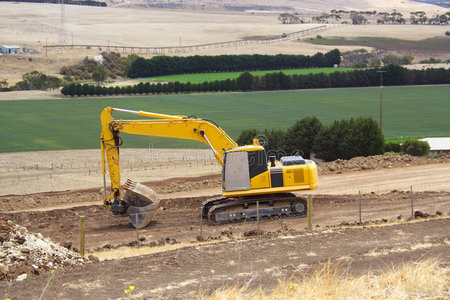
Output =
[
  {"x1": 16, "y1": 273, "x2": 27, "y2": 281},
  {"x1": 101, "y1": 243, "x2": 112, "y2": 249},
  {"x1": 220, "y1": 229, "x2": 233, "y2": 238},
  {"x1": 165, "y1": 238, "x2": 177, "y2": 245},
  {"x1": 196, "y1": 236, "x2": 206, "y2": 242},
  {"x1": 436, "y1": 211, "x2": 442, "y2": 216},
  {"x1": 62, "y1": 241, "x2": 72, "y2": 250},
  {"x1": 244, "y1": 230, "x2": 264, "y2": 237},
  {"x1": 15, "y1": 236, "x2": 26, "y2": 245},
  {"x1": 3, "y1": 241, "x2": 13, "y2": 248},
  {"x1": 127, "y1": 241, "x2": 138, "y2": 247},
  {"x1": 414, "y1": 211, "x2": 428, "y2": 218},
  {"x1": 139, "y1": 236, "x2": 146, "y2": 242},
  {"x1": 88, "y1": 255, "x2": 99, "y2": 262}
]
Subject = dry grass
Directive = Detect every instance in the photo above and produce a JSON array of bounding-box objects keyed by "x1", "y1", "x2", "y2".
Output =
[{"x1": 201, "y1": 258, "x2": 449, "y2": 300}]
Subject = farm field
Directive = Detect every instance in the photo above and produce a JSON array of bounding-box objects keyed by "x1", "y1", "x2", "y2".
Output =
[
  {"x1": 307, "y1": 36, "x2": 450, "y2": 54},
  {"x1": 147, "y1": 68, "x2": 354, "y2": 84},
  {"x1": 0, "y1": 85, "x2": 449, "y2": 152},
  {"x1": 1, "y1": 2, "x2": 450, "y2": 298}
]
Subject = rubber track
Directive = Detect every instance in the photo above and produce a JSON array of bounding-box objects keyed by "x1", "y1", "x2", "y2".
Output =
[{"x1": 205, "y1": 193, "x2": 306, "y2": 223}]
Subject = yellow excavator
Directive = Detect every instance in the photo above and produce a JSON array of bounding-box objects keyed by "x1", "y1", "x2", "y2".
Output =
[{"x1": 100, "y1": 107, "x2": 318, "y2": 228}]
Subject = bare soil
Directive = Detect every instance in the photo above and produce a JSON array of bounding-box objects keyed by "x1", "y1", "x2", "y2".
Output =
[
  {"x1": 2, "y1": 149, "x2": 449, "y2": 196},
  {"x1": 1, "y1": 214, "x2": 449, "y2": 298},
  {"x1": 0, "y1": 151, "x2": 449, "y2": 298}
]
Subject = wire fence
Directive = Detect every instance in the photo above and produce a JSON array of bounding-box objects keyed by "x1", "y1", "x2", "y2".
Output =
[
  {"x1": 0, "y1": 158, "x2": 218, "y2": 183},
  {"x1": 44, "y1": 25, "x2": 342, "y2": 54}
]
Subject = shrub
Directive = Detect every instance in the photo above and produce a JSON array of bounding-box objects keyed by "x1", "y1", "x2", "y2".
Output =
[
  {"x1": 15, "y1": 71, "x2": 62, "y2": 90},
  {"x1": 402, "y1": 140, "x2": 430, "y2": 156},
  {"x1": 385, "y1": 142, "x2": 402, "y2": 153},
  {"x1": 237, "y1": 129, "x2": 258, "y2": 145}
]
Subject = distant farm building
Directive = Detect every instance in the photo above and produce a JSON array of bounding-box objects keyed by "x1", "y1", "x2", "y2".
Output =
[
  {"x1": 0, "y1": 45, "x2": 20, "y2": 54},
  {"x1": 419, "y1": 137, "x2": 450, "y2": 156}
]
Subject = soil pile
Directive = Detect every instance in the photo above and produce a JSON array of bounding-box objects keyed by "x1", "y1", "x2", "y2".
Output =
[
  {"x1": 0, "y1": 218, "x2": 84, "y2": 281},
  {"x1": 318, "y1": 154, "x2": 450, "y2": 175}
]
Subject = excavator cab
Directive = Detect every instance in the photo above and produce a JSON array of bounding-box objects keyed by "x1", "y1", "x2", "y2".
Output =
[{"x1": 222, "y1": 146, "x2": 268, "y2": 192}]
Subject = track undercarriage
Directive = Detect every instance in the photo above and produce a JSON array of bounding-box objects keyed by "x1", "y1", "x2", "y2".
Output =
[{"x1": 201, "y1": 193, "x2": 307, "y2": 224}]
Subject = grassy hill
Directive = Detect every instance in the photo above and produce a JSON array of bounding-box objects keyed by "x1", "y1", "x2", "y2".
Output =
[{"x1": 0, "y1": 85, "x2": 449, "y2": 152}]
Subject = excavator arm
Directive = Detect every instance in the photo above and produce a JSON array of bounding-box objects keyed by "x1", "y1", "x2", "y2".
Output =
[{"x1": 100, "y1": 107, "x2": 237, "y2": 219}]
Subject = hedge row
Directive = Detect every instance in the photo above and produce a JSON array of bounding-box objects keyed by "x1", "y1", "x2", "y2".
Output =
[
  {"x1": 61, "y1": 65, "x2": 450, "y2": 96},
  {"x1": 385, "y1": 141, "x2": 430, "y2": 156},
  {"x1": 127, "y1": 49, "x2": 341, "y2": 78}
]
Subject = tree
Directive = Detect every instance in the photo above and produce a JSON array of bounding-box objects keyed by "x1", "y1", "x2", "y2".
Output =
[
  {"x1": 284, "y1": 117, "x2": 323, "y2": 158},
  {"x1": 127, "y1": 57, "x2": 149, "y2": 78},
  {"x1": 237, "y1": 129, "x2": 258, "y2": 145},
  {"x1": 0, "y1": 79, "x2": 8, "y2": 91},
  {"x1": 236, "y1": 72, "x2": 254, "y2": 91},
  {"x1": 263, "y1": 129, "x2": 287, "y2": 159},
  {"x1": 16, "y1": 71, "x2": 62, "y2": 90},
  {"x1": 278, "y1": 13, "x2": 303, "y2": 24},
  {"x1": 92, "y1": 65, "x2": 108, "y2": 85},
  {"x1": 350, "y1": 13, "x2": 367, "y2": 25},
  {"x1": 402, "y1": 140, "x2": 430, "y2": 156},
  {"x1": 313, "y1": 117, "x2": 384, "y2": 161}
]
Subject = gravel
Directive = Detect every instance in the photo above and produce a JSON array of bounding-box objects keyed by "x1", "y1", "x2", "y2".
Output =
[{"x1": 0, "y1": 218, "x2": 85, "y2": 281}]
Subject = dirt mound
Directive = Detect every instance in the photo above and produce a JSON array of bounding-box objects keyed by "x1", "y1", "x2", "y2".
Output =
[
  {"x1": 318, "y1": 154, "x2": 450, "y2": 175},
  {"x1": 0, "y1": 218, "x2": 85, "y2": 281}
]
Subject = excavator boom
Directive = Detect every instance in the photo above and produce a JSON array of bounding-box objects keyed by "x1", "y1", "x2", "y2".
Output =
[{"x1": 100, "y1": 106, "x2": 238, "y2": 227}]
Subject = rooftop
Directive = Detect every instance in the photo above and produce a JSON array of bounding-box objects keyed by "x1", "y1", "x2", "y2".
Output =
[{"x1": 419, "y1": 137, "x2": 450, "y2": 151}]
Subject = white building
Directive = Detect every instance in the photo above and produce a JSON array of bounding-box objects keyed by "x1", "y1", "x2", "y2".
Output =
[
  {"x1": 419, "y1": 137, "x2": 450, "y2": 156},
  {"x1": 0, "y1": 45, "x2": 20, "y2": 54}
]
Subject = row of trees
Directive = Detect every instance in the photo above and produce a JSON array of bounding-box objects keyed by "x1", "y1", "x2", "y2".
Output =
[
  {"x1": 61, "y1": 65, "x2": 450, "y2": 96},
  {"x1": 15, "y1": 71, "x2": 62, "y2": 91},
  {"x1": 127, "y1": 50, "x2": 342, "y2": 78},
  {"x1": 303, "y1": 9, "x2": 449, "y2": 25},
  {"x1": 237, "y1": 117, "x2": 384, "y2": 162}
]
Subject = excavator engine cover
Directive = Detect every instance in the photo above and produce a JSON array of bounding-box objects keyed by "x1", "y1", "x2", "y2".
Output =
[{"x1": 123, "y1": 179, "x2": 159, "y2": 229}]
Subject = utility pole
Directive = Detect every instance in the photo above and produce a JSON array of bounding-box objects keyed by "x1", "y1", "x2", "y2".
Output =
[{"x1": 377, "y1": 70, "x2": 387, "y2": 130}]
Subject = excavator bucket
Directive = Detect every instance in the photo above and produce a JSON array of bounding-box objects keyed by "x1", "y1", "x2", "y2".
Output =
[{"x1": 123, "y1": 179, "x2": 159, "y2": 229}]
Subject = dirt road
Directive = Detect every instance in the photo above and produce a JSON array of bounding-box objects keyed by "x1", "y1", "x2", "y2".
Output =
[{"x1": 1, "y1": 217, "x2": 448, "y2": 299}]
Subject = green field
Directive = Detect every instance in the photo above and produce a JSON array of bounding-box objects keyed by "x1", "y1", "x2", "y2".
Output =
[
  {"x1": 0, "y1": 85, "x2": 449, "y2": 152},
  {"x1": 307, "y1": 36, "x2": 450, "y2": 53},
  {"x1": 146, "y1": 68, "x2": 354, "y2": 84}
]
